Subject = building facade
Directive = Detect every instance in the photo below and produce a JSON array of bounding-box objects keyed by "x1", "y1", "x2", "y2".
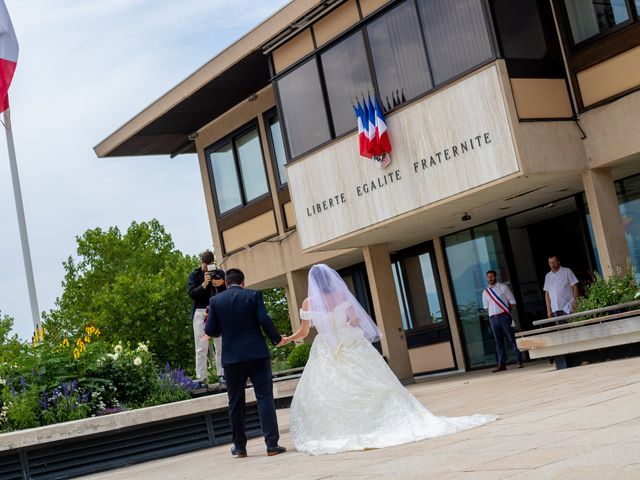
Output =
[{"x1": 97, "y1": 0, "x2": 640, "y2": 379}]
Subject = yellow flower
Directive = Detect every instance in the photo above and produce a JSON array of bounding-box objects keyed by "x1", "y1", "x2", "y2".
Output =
[
  {"x1": 84, "y1": 336, "x2": 91, "y2": 343},
  {"x1": 32, "y1": 326, "x2": 46, "y2": 345},
  {"x1": 73, "y1": 348, "x2": 80, "y2": 359},
  {"x1": 62, "y1": 338, "x2": 70, "y2": 347},
  {"x1": 95, "y1": 328, "x2": 101, "y2": 337}
]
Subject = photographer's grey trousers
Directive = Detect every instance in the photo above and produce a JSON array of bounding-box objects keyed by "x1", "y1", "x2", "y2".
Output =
[{"x1": 193, "y1": 308, "x2": 223, "y2": 381}]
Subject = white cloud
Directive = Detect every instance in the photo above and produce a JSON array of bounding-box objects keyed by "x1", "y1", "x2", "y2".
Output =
[{"x1": 0, "y1": 0, "x2": 289, "y2": 339}]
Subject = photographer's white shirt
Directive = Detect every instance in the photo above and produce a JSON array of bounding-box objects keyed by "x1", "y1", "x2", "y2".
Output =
[{"x1": 543, "y1": 266, "x2": 579, "y2": 313}]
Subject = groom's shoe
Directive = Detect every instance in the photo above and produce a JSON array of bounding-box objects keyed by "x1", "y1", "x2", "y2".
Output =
[
  {"x1": 492, "y1": 365, "x2": 507, "y2": 373},
  {"x1": 266, "y1": 445, "x2": 286, "y2": 457},
  {"x1": 231, "y1": 446, "x2": 247, "y2": 458}
]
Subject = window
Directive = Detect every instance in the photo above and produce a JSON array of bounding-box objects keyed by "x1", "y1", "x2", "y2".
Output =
[
  {"x1": 206, "y1": 124, "x2": 269, "y2": 215},
  {"x1": 563, "y1": 0, "x2": 632, "y2": 44},
  {"x1": 367, "y1": 0, "x2": 432, "y2": 110},
  {"x1": 267, "y1": 115, "x2": 288, "y2": 186},
  {"x1": 236, "y1": 129, "x2": 269, "y2": 202},
  {"x1": 321, "y1": 31, "x2": 374, "y2": 136},
  {"x1": 209, "y1": 143, "x2": 242, "y2": 214},
  {"x1": 493, "y1": 0, "x2": 554, "y2": 60},
  {"x1": 616, "y1": 174, "x2": 640, "y2": 283},
  {"x1": 392, "y1": 245, "x2": 446, "y2": 333},
  {"x1": 276, "y1": 58, "x2": 331, "y2": 158},
  {"x1": 272, "y1": 0, "x2": 498, "y2": 157},
  {"x1": 418, "y1": 0, "x2": 494, "y2": 85}
]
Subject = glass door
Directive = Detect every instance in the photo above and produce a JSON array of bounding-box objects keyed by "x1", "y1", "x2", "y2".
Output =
[{"x1": 444, "y1": 222, "x2": 515, "y2": 368}]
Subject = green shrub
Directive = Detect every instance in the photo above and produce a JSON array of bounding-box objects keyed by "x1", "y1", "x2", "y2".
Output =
[
  {"x1": 0, "y1": 381, "x2": 40, "y2": 431},
  {"x1": 270, "y1": 343, "x2": 294, "y2": 373},
  {"x1": 576, "y1": 266, "x2": 639, "y2": 318},
  {"x1": 93, "y1": 342, "x2": 159, "y2": 408},
  {"x1": 287, "y1": 344, "x2": 312, "y2": 369}
]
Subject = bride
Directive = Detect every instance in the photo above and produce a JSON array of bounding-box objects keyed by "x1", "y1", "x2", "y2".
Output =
[{"x1": 282, "y1": 264, "x2": 496, "y2": 455}]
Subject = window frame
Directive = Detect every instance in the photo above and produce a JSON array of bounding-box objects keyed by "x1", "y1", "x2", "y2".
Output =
[
  {"x1": 271, "y1": 0, "x2": 498, "y2": 162},
  {"x1": 391, "y1": 240, "x2": 450, "y2": 347},
  {"x1": 489, "y1": 0, "x2": 566, "y2": 78},
  {"x1": 263, "y1": 108, "x2": 289, "y2": 191},
  {"x1": 204, "y1": 120, "x2": 272, "y2": 223},
  {"x1": 263, "y1": 108, "x2": 294, "y2": 230},
  {"x1": 557, "y1": 0, "x2": 636, "y2": 51},
  {"x1": 551, "y1": 0, "x2": 640, "y2": 110}
]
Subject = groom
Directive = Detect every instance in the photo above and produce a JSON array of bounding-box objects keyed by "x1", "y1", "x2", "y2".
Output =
[{"x1": 204, "y1": 268, "x2": 287, "y2": 458}]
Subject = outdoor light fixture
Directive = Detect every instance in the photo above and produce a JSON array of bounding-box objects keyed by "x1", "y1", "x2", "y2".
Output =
[{"x1": 462, "y1": 212, "x2": 472, "y2": 221}]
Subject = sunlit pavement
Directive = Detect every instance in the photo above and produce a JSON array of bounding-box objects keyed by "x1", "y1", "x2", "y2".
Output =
[{"x1": 82, "y1": 357, "x2": 640, "y2": 479}]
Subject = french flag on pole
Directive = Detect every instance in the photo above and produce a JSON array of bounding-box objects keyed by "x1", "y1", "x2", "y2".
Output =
[
  {"x1": 0, "y1": 0, "x2": 18, "y2": 113},
  {"x1": 353, "y1": 99, "x2": 371, "y2": 159},
  {"x1": 366, "y1": 95, "x2": 380, "y2": 156},
  {"x1": 354, "y1": 93, "x2": 392, "y2": 167},
  {"x1": 374, "y1": 95, "x2": 392, "y2": 155}
]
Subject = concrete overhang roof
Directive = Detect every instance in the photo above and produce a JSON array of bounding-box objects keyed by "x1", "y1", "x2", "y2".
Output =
[{"x1": 94, "y1": 0, "x2": 330, "y2": 158}]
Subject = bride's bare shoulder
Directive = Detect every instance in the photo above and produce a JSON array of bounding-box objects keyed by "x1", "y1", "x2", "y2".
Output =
[{"x1": 302, "y1": 297, "x2": 311, "y2": 310}]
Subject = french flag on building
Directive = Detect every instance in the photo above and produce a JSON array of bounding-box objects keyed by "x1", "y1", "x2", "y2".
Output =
[
  {"x1": 366, "y1": 95, "x2": 380, "y2": 156},
  {"x1": 353, "y1": 98, "x2": 371, "y2": 159},
  {"x1": 0, "y1": 0, "x2": 18, "y2": 113},
  {"x1": 374, "y1": 95, "x2": 392, "y2": 155},
  {"x1": 354, "y1": 93, "x2": 392, "y2": 167}
]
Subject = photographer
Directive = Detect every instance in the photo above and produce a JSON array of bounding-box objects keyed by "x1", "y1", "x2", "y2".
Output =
[{"x1": 187, "y1": 250, "x2": 226, "y2": 386}]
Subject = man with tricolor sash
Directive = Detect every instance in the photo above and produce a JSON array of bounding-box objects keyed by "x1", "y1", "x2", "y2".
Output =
[{"x1": 482, "y1": 270, "x2": 524, "y2": 372}]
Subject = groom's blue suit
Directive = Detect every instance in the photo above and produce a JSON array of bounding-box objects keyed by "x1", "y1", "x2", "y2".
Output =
[{"x1": 204, "y1": 284, "x2": 282, "y2": 451}]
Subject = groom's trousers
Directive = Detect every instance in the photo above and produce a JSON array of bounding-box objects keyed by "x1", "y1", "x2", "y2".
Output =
[{"x1": 224, "y1": 358, "x2": 280, "y2": 450}]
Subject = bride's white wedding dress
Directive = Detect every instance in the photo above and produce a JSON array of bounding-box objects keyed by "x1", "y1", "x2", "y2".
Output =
[{"x1": 289, "y1": 301, "x2": 496, "y2": 455}]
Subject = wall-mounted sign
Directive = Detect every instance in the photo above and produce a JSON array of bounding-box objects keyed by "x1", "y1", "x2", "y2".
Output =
[{"x1": 287, "y1": 65, "x2": 520, "y2": 250}]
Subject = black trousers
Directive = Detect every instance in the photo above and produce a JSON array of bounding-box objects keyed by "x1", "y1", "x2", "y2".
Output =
[{"x1": 224, "y1": 358, "x2": 279, "y2": 450}]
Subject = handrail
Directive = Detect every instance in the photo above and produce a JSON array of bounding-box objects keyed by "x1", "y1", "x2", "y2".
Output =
[{"x1": 532, "y1": 300, "x2": 640, "y2": 326}]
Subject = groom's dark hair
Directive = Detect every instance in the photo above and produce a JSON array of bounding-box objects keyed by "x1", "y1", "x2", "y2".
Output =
[{"x1": 225, "y1": 268, "x2": 244, "y2": 286}]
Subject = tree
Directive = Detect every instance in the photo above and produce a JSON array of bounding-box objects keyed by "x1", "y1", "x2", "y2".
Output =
[
  {"x1": 261, "y1": 288, "x2": 291, "y2": 336},
  {"x1": 0, "y1": 311, "x2": 25, "y2": 366},
  {"x1": 43, "y1": 220, "x2": 197, "y2": 372}
]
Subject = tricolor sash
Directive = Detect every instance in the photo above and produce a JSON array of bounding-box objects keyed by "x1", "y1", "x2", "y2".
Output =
[{"x1": 485, "y1": 287, "x2": 510, "y2": 316}]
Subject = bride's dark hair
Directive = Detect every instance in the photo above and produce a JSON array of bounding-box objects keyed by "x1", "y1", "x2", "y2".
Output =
[{"x1": 309, "y1": 265, "x2": 334, "y2": 295}]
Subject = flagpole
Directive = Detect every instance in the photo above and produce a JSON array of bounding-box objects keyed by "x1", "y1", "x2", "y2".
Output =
[{"x1": 4, "y1": 105, "x2": 41, "y2": 332}]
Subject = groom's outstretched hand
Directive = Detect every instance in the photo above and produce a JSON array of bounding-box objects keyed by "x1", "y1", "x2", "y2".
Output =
[{"x1": 275, "y1": 337, "x2": 290, "y2": 347}]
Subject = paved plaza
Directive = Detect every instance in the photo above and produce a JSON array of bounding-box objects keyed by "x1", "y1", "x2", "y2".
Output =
[{"x1": 83, "y1": 357, "x2": 640, "y2": 479}]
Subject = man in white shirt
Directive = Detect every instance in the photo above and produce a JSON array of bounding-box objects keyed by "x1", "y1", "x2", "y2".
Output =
[
  {"x1": 543, "y1": 255, "x2": 580, "y2": 319},
  {"x1": 482, "y1": 270, "x2": 524, "y2": 372}
]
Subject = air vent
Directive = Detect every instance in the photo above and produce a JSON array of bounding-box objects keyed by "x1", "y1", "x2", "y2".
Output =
[
  {"x1": 0, "y1": 452, "x2": 22, "y2": 480},
  {"x1": 503, "y1": 186, "x2": 544, "y2": 202}
]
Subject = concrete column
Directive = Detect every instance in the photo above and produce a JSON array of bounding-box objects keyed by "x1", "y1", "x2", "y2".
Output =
[
  {"x1": 363, "y1": 244, "x2": 413, "y2": 381},
  {"x1": 285, "y1": 268, "x2": 315, "y2": 343},
  {"x1": 433, "y1": 237, "x2": 466, "y2": 370},
  {"x1": 582, "y1": 168, "x2": 629, "y2": 278}
]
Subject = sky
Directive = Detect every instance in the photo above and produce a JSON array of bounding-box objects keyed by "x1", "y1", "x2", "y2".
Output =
[{"x1": 0, "y1": 0, "x2": 289, "y2": 340}]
